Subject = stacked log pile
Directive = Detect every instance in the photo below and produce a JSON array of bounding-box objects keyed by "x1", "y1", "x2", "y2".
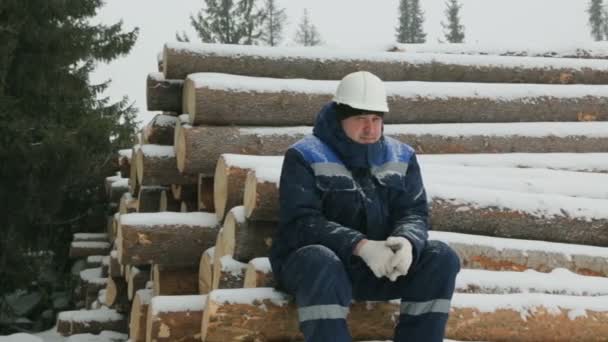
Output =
[{"x1": 55, "y1": 42, "x2": 608, "y2": 341}]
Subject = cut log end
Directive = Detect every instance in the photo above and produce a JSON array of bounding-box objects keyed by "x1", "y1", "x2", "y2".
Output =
[{"x1": 243, "y1": 170, "x2": 257, "y2": 219}]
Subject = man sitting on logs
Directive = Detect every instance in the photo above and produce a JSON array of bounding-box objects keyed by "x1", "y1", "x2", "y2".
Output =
[{"x1": 269, "y1": 71, "x2": 461, "y2": 342}]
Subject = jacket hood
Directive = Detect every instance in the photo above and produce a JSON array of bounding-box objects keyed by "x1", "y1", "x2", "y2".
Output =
[{"x1": 312, "y1": 102, "x2": 384, "y2": 170}]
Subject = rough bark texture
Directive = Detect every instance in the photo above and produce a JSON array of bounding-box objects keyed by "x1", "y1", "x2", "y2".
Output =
[
  {"x1": 163, "y1": 44, "x2": 608, "y2": 84},
  {"x1": 213, "y1": 155, "x2": 249, "y2": 220},
  {"x1": 430, "y1": 199, "x2": 608, "y2": 247},
  {"x1": 137, "y1": 146, "x2": 197, "y2": 186},
  {"x1": 56, "y1": 309, "x2": 127, "y2": 336},
  {"x1": 222, "y1": 211, "x2": 276, "y2": 262},
  {"x1": 153, "y1": 264, "x2": 199, "y2": 296},
  {"x1": 129, "y1": 289, "x2": 153, "y2": 342},
  {"x1": 198, "y1": 175, "x2": 215, "y2": 212},
  {"x1": 105, "y1": 277, "x2": 130, "y2": 313},
  {"x1": 184, "y1": 79, "x2": 608, "y2": 126},
  {"x1": 146, "y1": 297, "x2": 205, "y2": 342},
  {"x1": 244, "y1": 170, "x2": 279, "y2": 221},
  {"x1": 143, "y1": 113, "x2": 178, "y2": 145},
  {"x1": 117, "y1": 219, "x2": 219, "y2": 266},
  {"x1": 146, "y1": 72, "x2": 183, "y2": 112},
  {"x1": 136, "y1": 186, "x2": 166, "y2": 213}
]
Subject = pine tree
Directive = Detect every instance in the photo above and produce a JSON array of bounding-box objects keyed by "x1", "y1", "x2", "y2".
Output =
[
  {"x1": 395, "y1": 0, "x2": 426, "y2": 43},
  {"x1": 0, "y1": 0, "x2": 138, "y2": 331},
  {"x1": 260, "y1": 0, "x2": 287, "y2": 46},
  {"x1": 410, "y1": 0, "x2": 427, "y2": 43},
  {"x1": 395, "y1": 0, "x2": 411, "y2": 43},
  {"x1": 442, "y1": 0, "x2": 465, "y2": 43},
  {"x1": 186, "y1": 0, "x2": 266, "y2": 45},
  {"x1": 294, "y1": 9, "x2": 323, "y2": 46},
  {"x1": 588, "y1": 0, "x2": 604, "y2": 41}
]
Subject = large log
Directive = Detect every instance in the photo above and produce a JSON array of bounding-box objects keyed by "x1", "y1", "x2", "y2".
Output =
[
  {"x1": 152, "y1": 264, "x2": 199, "y2": 296},
  {"x1": 79, "y1": 268, "x2": 107, "y2": 309},
  {"x1": 73, "y1": 233, "x2": 108, "y2": 243},
  {"x1": 163, "y1": 42, "x2": 608, "y2": 84},
  {"x1": 198, "y1": 175, "x2": 215, "y2": 212},
  {"x1": 175, "y1": 122, "x2": 608, "y2": 176},
  {"x1": 213, "y1": 255, "x2": 247, "y2": 290},
  {"x1": 104, "y1": 173, "x2": 122, "y2": 199},
  {"x1": 136, "y1": 186, "x2": 166, "y2": 213},
  {"x1": 142, "y1": 113, "x2": 178, "y2": 145},
  {"x1": 56, "y1": 309, "x2": 127, "y2": 336},
  {"x1": 105, "y1": 277, "x2": 130, "y2": 313},
  {"x1": 183, "y1": 73, "x2": 608, "y2": 126},
  {"x1": 129, "y1": 289, "x2": 153, "y2": 342},
  {"x1": 146, "y1": 72, "x2": 183, "y2": 112},
  {"x1": 117, "y1": 212, "x2": 219, "y2": 266},
  {"x1": 199, "y1": 247, "x2": 215, "y2": 295},
  {"x1": 128, "y1": 266, "x2": 150, "y2": 301},
  {"x1": 221, "y1": 206, "x2": 276, "y2": 262},
  {"x1": 136, "y1": 144, "x2": 197, "y2": 186},
  {"x1": 243, "y1": 168, "x2": 280, "y2": 221},
  {"x1": 243, "y1": 257, "x2": 275, "y2": 289},
  {"x1": 69, "y1": 241, "x2": 111, "y2": 259},
  {"x1": 146, "y1": 295, "x2": 206, "y2": 342}
]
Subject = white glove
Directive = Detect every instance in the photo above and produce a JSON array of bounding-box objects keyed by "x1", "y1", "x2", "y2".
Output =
[
  {"x1": 386, "y1": 237, "x2": 413, "y2": 282},
  {"x1": 356, "y1": 239, "x2": 396, "y2": 278}
]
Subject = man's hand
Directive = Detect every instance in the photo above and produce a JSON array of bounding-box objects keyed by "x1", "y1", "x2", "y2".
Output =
[
  {"x1": 355, "y1": 239, "x2": 395, "y2": 278},
  {"x1": 386, "y1": 237, "x2": 413, "y2": 281}
]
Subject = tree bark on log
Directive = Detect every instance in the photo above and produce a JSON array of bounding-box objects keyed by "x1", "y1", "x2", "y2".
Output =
[
  {"x1": 117, "y1": 212, "x2": 219, "y2": 266},
  {"x1": 213, "y1": 255, "x2": 247, "y2": 290},
  {"x1": 243, "y1": 169, "x2": 279, "y2": 221},
  {"x1": 56, "y1": 309, "x2": 127, "y2": 336},
  {"x1": 136, "y1": 144, "x2": 197, "y2": 186},
  {"x1": 129, "y1": 289, "x2": 153, "y2": 342},
  {"x1": 146, "y1": 295, "x2": 206, "y2": 342},
  {"x1": 136, "y1": 186, "x2": 166, "y2": 213},
  {"x1": 198, "y1": 175, "x2": 215, "y2": 212},
  {"x1": 147, "y1": 72, "x2": 183, "y2": 112},
  {"x1": 199, "y1": 247, "x2": 214, "y2": 295},
  {"x1": 159, "y1": 189, "x2": 180, "y2": 212},
  {"x1": 163, "y1": 43, "x2": 608, "y2": 84},
  {"x1": 176, "y1": 123, "x2": 608, "y2": 176},
  {"x1": 152, "y1": 264, "x2": 199, "y2": 296},
  {"x1": 243, "y1": 258, "x2": 275, "y2": 288},
  {"x1": 69, "y1": 241, "x2": 111, "y2": 259},
  {"x1": 128, "y1": 267, "x2": 150, "y2": 301},
  {"x1": 142, "y1": 113, "x2": 178, "y2": 145},
  {"x1": 222, "y1": 207, "x2": 276, "y2": 262},
  {"x1": 105, "y1": 277, "x2": 130, "y2": 313},
  {"x1": 183, "y1": 74, "x2": 608, "y2": 126}
]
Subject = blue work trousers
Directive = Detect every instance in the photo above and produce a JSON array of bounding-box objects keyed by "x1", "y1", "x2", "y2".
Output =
[{"x1": 278, "y1": 240, "x2": 460, "y2": 342}]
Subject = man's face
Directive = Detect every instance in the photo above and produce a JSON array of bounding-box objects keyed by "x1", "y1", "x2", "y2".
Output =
[{"x1": 340, "y1": 114, "x2": 383, "y2": 144}]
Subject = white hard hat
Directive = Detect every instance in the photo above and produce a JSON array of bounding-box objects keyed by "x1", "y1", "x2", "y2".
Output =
[{"x1": 333, "y1": 71, "x2": 389, "y2": 112}]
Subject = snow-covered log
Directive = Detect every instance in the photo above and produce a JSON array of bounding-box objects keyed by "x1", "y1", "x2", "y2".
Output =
[
  {"x1": 142, "y1": 113, "x2": 178, "y2": 145},
  {"x1": 163, "y1": 42, "x2": 608, "y2": 84},
  {"x1": 176, "y1": 122, "x2": 608, "y2": 176},
  {"x1": 243, "y1": 257, "x2": 275, "y2": 289},
  {"x1": 104, "y1": 173, "x2": 121, "y2": 199},
  {"x1": 212, "y1": 255, "x2": 247, "y2": 290},
  {"x1": 109, "y1": 178, "x2": 129, "y2": 204},
  {"x1": 105, "y1": 276, "x2": 129, "y2": 313},
  {"x1": 136, "y1": 144, "x2": 197, "y2": 186},
  {"x1": 197, "y1": 175, "x2": 214, "y2": 212},
  {"x1": 243, "y1": 167, "x2": 280, "y2": 221},
  {"x1": 432, "y1": 231, "x2": 608, "y2": 277},
  {"x1": 146, "y1": 295, "x2": 206, "y2": 342},
  {"x1": 127, "y1": 266, "x2": 150, "y2": 301},
  {"x1": 159, "y1": 189, "x2": 180, "y2": 212},
  {"x1": 56, "y1": 308, "x2": 127, "y2": 336},
  {"x1": 73, "y1": 233, "x2": 108, "y2": 243},
  {"x1": 198, "y1": 247, "x2": 214, "y2": 295},
  {"x1": 85, "y1": 255, "x2": 104, "y2": 269},
  {"x1": 221, "y1": 206, "x2": 275, "y2": 262},
  {"x1": 129, "y1": 289, "x2": 153, "y2": 342},
  {"x1": 79, "y1": 268, "x2": 107, "y2": 309},
  {"x1": 69, "y1": 241, "x2": 111, "y2": 259},
  {"x1": 146, "y1": 72, "x2": 183, "y2": 112},
  {"x1": 152, "y1": 264, "x2": 199, "y2": 296},
  {"x1": 183, "y1": 73, "x2": 608, "y2": 126},
  {"x1": 117, "y1": 212, "x2": 219, "y2": 266}
]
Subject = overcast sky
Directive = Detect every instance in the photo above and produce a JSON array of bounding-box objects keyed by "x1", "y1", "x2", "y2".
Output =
[{"x1": 91, "y1": 0, "x2": 593, "y2": 125}]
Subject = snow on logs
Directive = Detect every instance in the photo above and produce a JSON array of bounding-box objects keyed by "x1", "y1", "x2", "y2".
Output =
[
  {"x1": 162, "y1": 42, "x2": 608, "y2": 84},
  {"x1": 135, "y1": 144, "x2": 197, "y2": 186},
  {"x1": 146, "y1": 295, "x2": 205, "y2": 342},
  {"x1": 183, "y1": 73, "x2": 608, "y2": 126},
  {"x1": 146, "y1": 72, "x2": 183, "y2": 112},
  {"x1": 56, "y1": 308, "x2": 127, "y2": 336},
  {"x1": 220, "y1": 206, "x2": 275, "y2": 262},
  {"x1": 176, "y1": 122, "x2": 608, "y2": 176},
  {"x1": 243, "y1": 167, "x2": 280, "y2": 221},
  {"x1": 117, "y1": 212, "x2": 219, "y2": 266},
  {"x1": 69, "y1": 241, "x2": 111, "y2": 259},
  {"x1": 142, "y1": 113, "x2": 178, "y2": 145}
]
